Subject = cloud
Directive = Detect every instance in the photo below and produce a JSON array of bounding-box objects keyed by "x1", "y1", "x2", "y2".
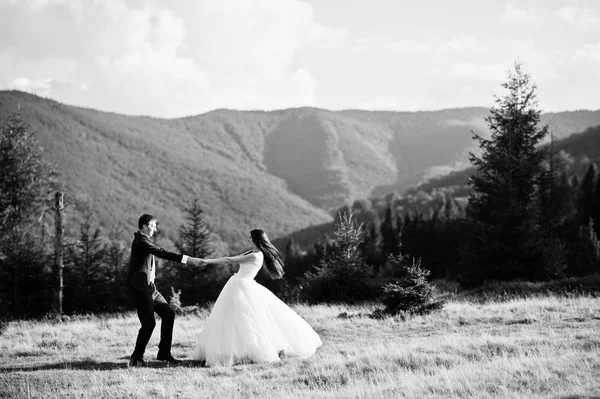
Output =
[
  {"x1": 554, "y1": 5, "x2": 599, "y2": 29},
  {"x1": 0, "y1": 0, "x2": 342, "y2": 117},
  {"x1": 351, "y1": 37, "x2": 430, "y2": 52},
  {"x1": 438, "y1": 36, "x2": 560, "y2": 82},
  {"x1": 10, "y1": 77, "x2": 52, "y2": 95},
  {"x1": 573, "y1": 42, "x2": 600, "y2": 62},
  {"x1": 449, "y1": 62, "x2": 507, "y2": 80},
  {"x1": 8, "y1": 0, "x2": 68, "y2": 9},
  {"x1": 445, "y1": 36, "x2": 486, "y2": 53},
  {"x1": 3, "y1": 0, "x2": 599, "y2": 116},
  {"x1": 358, "y1": 97, "x2": 401, "y2": 111},
  {"x1": 291, "y1": 68, "x2": 317, "y2": 107},
  {"x1": 499, "y1": 4, "x2": 543, "y2": 27}
]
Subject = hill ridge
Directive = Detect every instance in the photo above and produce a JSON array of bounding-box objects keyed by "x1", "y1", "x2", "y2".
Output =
[{"x1": 2, "y1": 90, "x2": 600, "y2": 251}]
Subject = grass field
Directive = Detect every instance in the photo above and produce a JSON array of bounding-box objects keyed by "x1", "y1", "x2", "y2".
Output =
[{"x1": 1, "y1": 295, "x2": 600, "y2": 398}]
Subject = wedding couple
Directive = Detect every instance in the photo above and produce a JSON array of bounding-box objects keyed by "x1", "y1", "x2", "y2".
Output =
[{"x1": 122, "y1": 214, "x2": 322, "y2": 367}]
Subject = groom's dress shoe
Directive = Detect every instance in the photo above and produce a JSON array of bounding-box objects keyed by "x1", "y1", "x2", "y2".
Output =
[
  {"x1": 128, "y1": 357, "x2": 147, "y2": 367},
  {"x1": 156, "y1": 354, "x2": 182, "y2": 364}
]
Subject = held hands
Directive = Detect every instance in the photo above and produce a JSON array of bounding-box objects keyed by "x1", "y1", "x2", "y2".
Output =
[
  {"x1": 187, "y1": 257, "x2": 203, "y2": 267},
  {"x1": 187, "y1": 257, "x2": 207, "y2": 267}
]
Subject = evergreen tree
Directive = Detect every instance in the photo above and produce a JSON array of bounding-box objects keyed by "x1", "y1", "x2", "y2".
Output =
[
  {"x1": 66, "y1": 211, "x2": 107, "y2": 312},
  {"x1": 105, "y1": 225, "x2": 127, "y2": 289},
  {"x1": 281, "y1": 238, "x2": 305, "y2": 284},
  {"x1": 360, "y1": 223, "x2": 384, "y2": 271},
  {"x1": 537, "y1": 139, "x2": 572, "y2": 278},
  {"x1": 171, "y1": 198, "x2": 218, "y2": 305},
  {"x1": 0, "y1": 110, "x2": 56, "y2": 233},
  {"x1": 0, "y1": 110, "x2": 56, "y2": 316},
  {"x1": 175, "y1": 198, "x2": 213, "y2": 259},
  {"x1": 567, "y1": 218, "x2": 600, "y2": 276},
  {"x1": 576, "y1": 163, "x2": 598, "y2": 228},
  {"x1": 351, "y1": 199, "x2": 380, "y2": 228},
  {"x1": 462, "y1": 62, "x2": 554, "y2": 284},
  {"x1": 373, "y1": 234, "x2": 444, "y2": 318},
  {"x1": 375, "y1": 258, "x2": 445, "y2": 318},
  {"x1": 570, "y1": 174, "x2": 580, "y2": 191},
  {"x1": 425, "y1": 195, "x2": 466, "y2": 279},
  {"x1": 104, "y1": 224, "x2": 129, "y2": 310},
  {"x1": 432, "y1": 194, "x2": 458, "y2": 222},
  {"x1": 0, "y1": 227, "x2": 53, "y2": 316},
  {"x1": 594, "y1": 171, "x2": 600, "y2": 236},
  {"x1": 380, "y1": 203, "x2": 399, "y2": 256},
  {"x1": 555, "y1": 170, "x2": 578, "y2": 226},
  {"x1": 302, "y1": 213, "x2": 378, "y2": 303}
]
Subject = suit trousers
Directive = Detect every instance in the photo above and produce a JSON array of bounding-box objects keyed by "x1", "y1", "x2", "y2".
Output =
[{"x1": 129, "y1": 283, "x2": 175, "y2": 360}]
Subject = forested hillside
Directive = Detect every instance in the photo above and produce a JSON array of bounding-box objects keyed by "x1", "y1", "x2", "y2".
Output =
[
  {"x1": 274, "y1": 124, "x2": 600, "y2": 251},
  {"x1": 1, "y1": 90, "x2": 599, "y2": 250}
]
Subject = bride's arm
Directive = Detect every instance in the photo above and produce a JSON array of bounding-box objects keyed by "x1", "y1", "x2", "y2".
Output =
[{"x1": 203, "y1": 251, "x2": 258, "y2": 265}]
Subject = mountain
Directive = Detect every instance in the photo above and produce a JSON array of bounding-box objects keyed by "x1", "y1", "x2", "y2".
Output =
[
  {"x1": 390, "y1": 125, "x2": 600, "y2": 227},
  {"x1": 1, "y1": 90, "x2": 600, "y2": 251},
  {"x1": 274, "y1": 125, "x2": 600, "y2": 250}
]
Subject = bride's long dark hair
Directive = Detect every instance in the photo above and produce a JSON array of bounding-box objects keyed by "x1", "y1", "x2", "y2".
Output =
[{"x1": 250, "y1": 229, "x2": 284, "y2": 279}]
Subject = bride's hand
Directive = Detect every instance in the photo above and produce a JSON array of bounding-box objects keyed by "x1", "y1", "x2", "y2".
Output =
[{"x1": 187, "y1": 257, "x2": 202, "y2": 267}]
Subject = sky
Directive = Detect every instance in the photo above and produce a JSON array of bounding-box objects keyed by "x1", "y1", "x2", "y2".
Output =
[{"x1": 1, "y1": 0, "x2": 599, "y2": 118}]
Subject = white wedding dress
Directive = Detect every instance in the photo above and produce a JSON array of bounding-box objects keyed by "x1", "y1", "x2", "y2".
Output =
[{"x1": 192, "y1": 251, "x2": 322, "y2": 366}]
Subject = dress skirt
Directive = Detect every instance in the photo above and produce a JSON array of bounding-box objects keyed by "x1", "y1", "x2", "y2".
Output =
[{"x1": 192, "y1": 274, "x2": 322, "y2": 366}]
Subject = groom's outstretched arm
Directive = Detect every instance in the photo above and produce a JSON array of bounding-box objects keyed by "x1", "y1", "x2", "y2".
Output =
[{"x1": 139, "y1": 235, "x2": 198, "y2": 265}]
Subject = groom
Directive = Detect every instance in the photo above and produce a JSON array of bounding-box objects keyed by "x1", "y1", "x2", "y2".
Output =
[{"x1": 122, "y1": 213, "x2": 202, "y2": 367}]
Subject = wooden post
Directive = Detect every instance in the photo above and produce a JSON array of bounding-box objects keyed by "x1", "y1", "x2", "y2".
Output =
[{"x1": 54, "y1": 191, "x2": 64, "y2": 316}]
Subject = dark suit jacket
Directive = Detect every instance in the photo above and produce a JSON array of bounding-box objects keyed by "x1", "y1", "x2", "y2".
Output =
[{"x1": 122, "y1": 231, "x2": 184, "y2": 291}]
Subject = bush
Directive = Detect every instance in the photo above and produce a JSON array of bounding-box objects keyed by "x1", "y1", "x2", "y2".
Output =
[
  {"x1": 169, "y1": 287, "x2": 183, "y2": 315},
  {"x1": 374, "y1": 257, "x2": 445, "y2": 318}
]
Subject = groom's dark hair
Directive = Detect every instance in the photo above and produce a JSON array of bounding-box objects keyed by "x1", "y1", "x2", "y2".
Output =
[{"x1": 138, "y1": 214, "x2": 156, "y2": 230}]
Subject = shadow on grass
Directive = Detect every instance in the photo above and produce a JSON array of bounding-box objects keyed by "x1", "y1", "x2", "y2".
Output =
[{"x1": 1, "y1": 358, "x2": 207, "y2": 372}]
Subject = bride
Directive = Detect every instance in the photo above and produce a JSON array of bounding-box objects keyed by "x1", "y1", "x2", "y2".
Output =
[{"x1": 192, "y1": 229, "x2": 322, "y2": 366}]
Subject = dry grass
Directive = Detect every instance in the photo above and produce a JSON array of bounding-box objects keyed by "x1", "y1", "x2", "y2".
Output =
[{"x1": 1, "y1": 296, "x2": 600, "y2": 398}]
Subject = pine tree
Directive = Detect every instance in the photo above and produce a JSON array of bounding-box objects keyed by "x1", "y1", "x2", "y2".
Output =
[
  {"x1": 463, "y1": 62, "x2": 554, "y2": 283},
  {"x1": 375, "y1": 259, "x2": 445, "y2": 318},
  {"x1": 102, "y1": 225, "x2": 129, "y2": 311},
  {"x1": 0, "y1": 110, "x2": 56, "y2": 315},
  {"x1": 567, "y1": 218, "x2": 600, "y2": 276},
  {"x1": 281, "y1": 238, "x2": 305, "y2": 284},
  {"x1": 0, "y1": 227, "x2": 53, "y2": 316},
  {"x1": 173, "y1": 198, "x2": 214, "y2": 305},
  {"x1": 576, "y1": 163, "x2": 598, "y2": 227},
  {"x1": 302, "y1": 213, "x2": 377, "y2": 303},
  {"x1": 380, "y1": 203, "x2": 399, "y2": 256},
  {"x1": 536, "y1": 137, "x2": 573, "y2": 278},
  {"x1": 427, "y1": 194, "x2": 465, "y2": 279},
  {"x1": 175, "y1": 198, "x2": 213, "y2": 258},
  {"x1": 555, "y1": 170, "x2": 577, "y2": 225},
  {"x1": 360, "y1": 223, "x2": 384, "y2": 271},
  {"x1": 105, "y1": 225, "x2": 128, "y2": 292},
  {"x1": 373, "y1": 235, "x2": 444, "y2": 318},
  {"x1": 66, "y1": 210, "x2": 107, "y2": 312},
  {"x1": 0, "y1": 110, "x2": 55, "y2": 233}
]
